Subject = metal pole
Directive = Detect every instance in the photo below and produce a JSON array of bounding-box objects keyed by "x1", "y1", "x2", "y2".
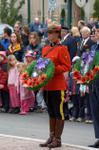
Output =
[
  {"x1": 67, "y1": 0, "x2": 72, "y2": 28},
  {"x1": 27, "y1": 0, "x2": 31, "y2": 24},
  {"x1": 42, "y1": 0, "x2": 45, "y2": 24}
]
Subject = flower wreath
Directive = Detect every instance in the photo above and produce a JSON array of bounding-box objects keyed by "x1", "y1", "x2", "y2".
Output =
[
  {"x1": 20, "y1": 57, "x2": 55, "y2": 90},
  {"x1": 73, "y1": 50, "x2": 99, "y2": 84}
]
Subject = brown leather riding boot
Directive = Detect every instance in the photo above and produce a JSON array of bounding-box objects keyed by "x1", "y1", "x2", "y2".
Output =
[
  {"x1": 48, "y1": 119, "x2": 64, "y2": 148},
  {"x1": 39, "y1": 118, "x2": 56, "y2": 147}
]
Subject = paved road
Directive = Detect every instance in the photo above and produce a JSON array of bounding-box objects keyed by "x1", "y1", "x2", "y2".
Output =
[{"x1": 0, "y1": 112, "x2": 95, "y2": 147}]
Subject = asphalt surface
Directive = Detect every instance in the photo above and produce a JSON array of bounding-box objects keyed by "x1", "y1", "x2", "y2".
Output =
[{"x1": 0, "y1": 112, "x2": 96, "y2": 150}]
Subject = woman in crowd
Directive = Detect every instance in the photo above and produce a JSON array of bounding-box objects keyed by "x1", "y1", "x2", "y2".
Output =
[
  {"x1": 26, "y1": 32, "x2": 42, "y2": 60},
  {"x1": 8, "y1": 32, "x2": 23, "y2": 61}
]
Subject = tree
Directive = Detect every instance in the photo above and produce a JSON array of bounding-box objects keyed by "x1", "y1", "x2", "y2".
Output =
[
  {"x1": 0, "y1": 0, "x2": 25, "y2": 25},
  {"x1": 93, "y1": 0, "x2": 99, "y2": 19}
]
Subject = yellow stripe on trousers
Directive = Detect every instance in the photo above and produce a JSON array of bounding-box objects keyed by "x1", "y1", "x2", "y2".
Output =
[{"x1": 60, "y1": 91, "x2": 65, "y2": 120}]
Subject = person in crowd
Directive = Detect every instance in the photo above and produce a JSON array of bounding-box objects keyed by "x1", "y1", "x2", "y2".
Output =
[
  {"x1": 25, "y1": 50, "x2": 36, "y2": 66},
  {"x1": 0, "y1": 27, "x2": 12, "y2": 51},
  {"x1": 69, "y1": 56, "x2": 80, "y2": 121},
  {"x1": 71, "y1": 26, "x2": 81, "y2": 51},
  {"x1": 61, "y1": 26, "x2": 77, "y2": 61},
  {"x1": 36, "y1": 90, "x2": 47, "y2": 113},
  {"x1": 16, "y1": 62, "x2": 35, "y2": 115},
  {"x1": 24, "y1": 51, "x2": 36, "y2": 111},
  {"x1": 88, "y1": 21, "x2": 99, "y2": 148},
  {"x1": 14, "y1": 23, "x2": 22, "y2": 35},
  {"x1": 43, "y1": 18, "x2": 52, "y2": 38},
  {"x1": 78, "y1": 20, "x2": 86, "y2": 32},
  {"x1": 39, "y1": 21, "x2": 71, "y2": 148},
  {"x1": 8, "y1": 32, "x2": 23, "y2": 61},
  {"x1": 21, "y1": 25, "x2": 29, "y2": 48},
  {"x1": 0, "y1": 43, "x2": 6, "y2": 51},
  {"x1": 29, "y1": 17, "x2": 43, "y2": 34},
  {"x1": 79, "y1": 26, "x2": 95, "y2": 56},
  {"x1": 7, "y1": 55, "x2": 20, "y2": 114},
  {"x1": 0, "y1": 51, "x2": 9, "y2": 113},
  {"x1": 26, "y1": 32, "x2": 42, "y2": 60}
]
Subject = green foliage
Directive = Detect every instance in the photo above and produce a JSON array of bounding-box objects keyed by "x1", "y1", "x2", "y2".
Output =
[
  {"x1": 26, "y1": 58, "x2": 55, "y2": 91},
  {"x1": 73, "y1": 59, "x2": 81, "y2": 71},
  {"x1": 61, "y1": 9, "x2": 65, "y2": 18},
  {"x1": 0, "y1": 0, "x2": 25, "y2": 25},
  {"x1": 80, "y1": 8, "x2": 85, "y2": 20},
  {"x1": 93, "y1": 0, "x2": 99, "y2": 19}
]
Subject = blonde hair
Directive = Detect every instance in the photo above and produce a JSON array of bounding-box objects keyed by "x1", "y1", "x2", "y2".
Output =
[
  {"x1": 17, "y1": 62, "x2": 27, "y2": 73},
  {"x1": 71, "y1": 26, "x2": 80, "y2": 37},
  {"x1": 7, "y1": 54, "x2": 18, "y2": 70}
]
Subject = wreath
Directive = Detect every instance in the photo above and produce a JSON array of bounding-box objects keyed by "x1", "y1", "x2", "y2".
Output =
[
  {"x1": 20, "y1": 57, "x2": 55, "y2": 90},
  {"x1": 72, "y1": 51, "x2": 99, "y2": 84}
]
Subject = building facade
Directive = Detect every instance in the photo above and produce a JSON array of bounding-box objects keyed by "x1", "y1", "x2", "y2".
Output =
[{"x1": 19, "y1": 0, "x2": 95, "y2": 25}]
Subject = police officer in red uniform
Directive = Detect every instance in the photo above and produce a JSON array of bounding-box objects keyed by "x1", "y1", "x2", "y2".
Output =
[{"x1": 39, "y1": 22, "x2": 71, "y2": 148}]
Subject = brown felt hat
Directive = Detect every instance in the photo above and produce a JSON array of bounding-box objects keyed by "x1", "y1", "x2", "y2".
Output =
[{"x1": 48, "y1": 21, "x2": 61, "y2": 32}]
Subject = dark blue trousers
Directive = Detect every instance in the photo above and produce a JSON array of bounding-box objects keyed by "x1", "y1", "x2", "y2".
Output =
[{"x1": 89, "y1": 84, "x2": 99, "y2": 138}]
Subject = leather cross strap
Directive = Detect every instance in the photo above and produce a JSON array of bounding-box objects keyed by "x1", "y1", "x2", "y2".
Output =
[{"x1": 43, "y1": 44, "x2": 61, "y2": 57}]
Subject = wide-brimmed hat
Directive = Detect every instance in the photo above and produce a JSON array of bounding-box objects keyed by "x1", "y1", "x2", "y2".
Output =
[{"x1": 48, "y1": 21, "x2": 61, "y2": 32}]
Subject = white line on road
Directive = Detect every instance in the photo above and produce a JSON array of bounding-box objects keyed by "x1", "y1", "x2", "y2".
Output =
[{"x1": 0, "y1": 134, "x2": 95, "y2": 150}]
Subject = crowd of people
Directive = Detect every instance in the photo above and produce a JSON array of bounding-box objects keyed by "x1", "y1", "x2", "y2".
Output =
[{"x1": 0, "y1": 16, "x2": 99, "y2": 148}]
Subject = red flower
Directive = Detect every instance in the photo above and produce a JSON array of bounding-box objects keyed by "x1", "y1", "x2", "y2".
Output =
[
  {"x1": 35, "y1": 81, "x2": 40, "y2": 86},
  {"x1": 89, "y1": 74, "x2": 94, "y2": 81},
  {"x1": 33, "y1": 77, "x2": 38, "y2": 82},
  {"x1": 73, "y1": 70, "x2": 81, "y2": 79},
  {"x1": 23, "y1": 80, "x2": 28, "y2": 85},
  {"x1": 27, "y1": 78, "x2": 33, "y2": 87},
  {"x1": 81, "y1": 76, "x2": 87, "y2": 83},
  {"x1": 93, "y1": 66, "x2": 99, "y2": 74},
  {"x1": 21, "y1": 72, "x2": 29, "y2": 79},
  {"x1": 76, "y1": 75, "x2": 82, "y2": 81},
  {"x1": 41, "y1": 74, "x2": 47, "y2": 81},
  {"x1": 86, "y1": 71, "x2": 92, "y2": 77}
]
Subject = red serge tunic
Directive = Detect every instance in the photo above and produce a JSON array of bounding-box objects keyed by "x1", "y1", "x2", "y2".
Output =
[{"x1": 42, "y1": 45, "x2": 71, "y2": 91}]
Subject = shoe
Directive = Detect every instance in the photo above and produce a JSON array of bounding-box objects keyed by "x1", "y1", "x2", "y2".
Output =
[
  {"x1": 19, "y1": 111, "x2": 27, "y2": 115},
  {"x1": 85, "y1": 119, "x2": 93, "y2": 124},
  {"x1": 13, "y1": 108, "x2": 20, "y2": 114},
  {"x1": 88, "y1": 120, "x2": 93, "y2": 124},
  {"x1": 29, "y1": 107, "x2": 34, "y2": 112},
  {"x1": 35, "y1": 108, "x2": 43, "y2": 113},
  {"x1": 88, "y1": 140, "x2": 99, "y2": 148},
  {"x1": 1, "y1": 108, "x2": 8, "y2": 113},
  {"x1": 76, "y1": 117, "x2": 84, "y2": 122},
  {"x1": 69, "y1": 117, "x2": 76, "y2": 121}
]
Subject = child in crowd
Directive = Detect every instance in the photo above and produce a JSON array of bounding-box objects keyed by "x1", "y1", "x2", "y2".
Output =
[
  {"x1": 0, "y1": 51, "x2": 9, "y2": 112},
  {"x1": 25, "y1": 50, "x2": 36, "y2": 111},
  {"x1": 8, "y1": 55, "x2": 20, "y2": 113},
  {"x1": 16, "y1": 63, "x2": 35, "y2": 115}
]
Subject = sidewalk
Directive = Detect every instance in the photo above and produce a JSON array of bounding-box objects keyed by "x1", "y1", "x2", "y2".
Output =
[{"x1": 0, "y1": 134, "x2": 95, "y2": 150}]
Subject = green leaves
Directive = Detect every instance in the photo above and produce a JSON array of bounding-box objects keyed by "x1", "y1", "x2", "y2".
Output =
[
  {"x1": 93, "y1": 0, "x2": 99, "y2": 19},
  {"x1": 0, "y1": 0, "x2": 25, "y2": 25}
]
